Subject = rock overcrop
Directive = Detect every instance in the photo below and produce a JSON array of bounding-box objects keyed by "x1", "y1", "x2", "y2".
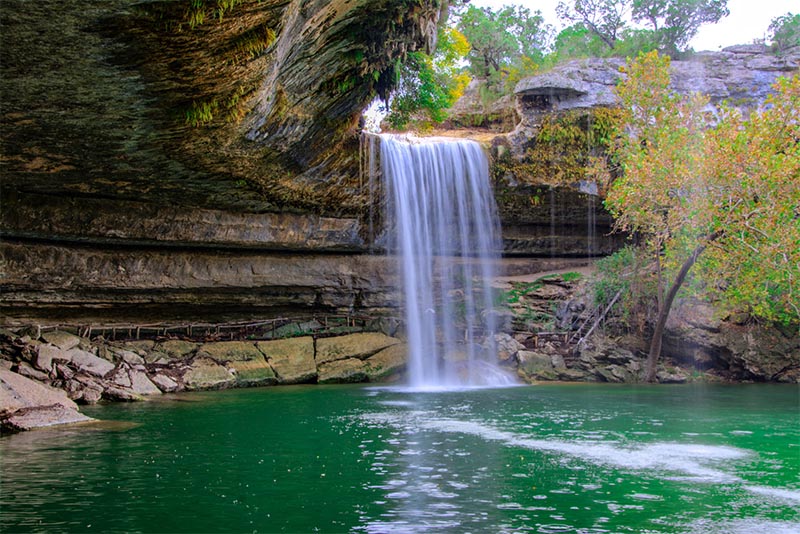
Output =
[{"x1": 0, "y1": 328, "x2": 409, "y2": 432}]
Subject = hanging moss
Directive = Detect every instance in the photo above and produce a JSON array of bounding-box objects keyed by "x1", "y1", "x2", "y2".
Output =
[
  {"x1": 496, "y1": 107, "x2": 622, "y2": 189},
  {"x1": 229, "y1": 24, "x2": 276, "y2": 61}
]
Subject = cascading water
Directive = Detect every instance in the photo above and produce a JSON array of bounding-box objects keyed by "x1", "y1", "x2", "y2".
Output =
[{"x1": 378, "y1": 133, "x2": 516, "y2": 389}]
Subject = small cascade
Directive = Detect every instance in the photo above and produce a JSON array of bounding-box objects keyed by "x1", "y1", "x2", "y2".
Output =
[{"x1": 376, "y1": 133, "x2": 516, "y2": 389}]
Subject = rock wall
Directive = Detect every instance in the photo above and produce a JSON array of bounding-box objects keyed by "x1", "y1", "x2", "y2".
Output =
[{"x1": 510, "y1": 45, "x2": 800, "y2": 154}]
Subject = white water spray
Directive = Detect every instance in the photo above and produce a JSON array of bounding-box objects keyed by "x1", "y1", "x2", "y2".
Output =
[{"x1": 378, "y1": 134, "x2": 516, "y2": 389}]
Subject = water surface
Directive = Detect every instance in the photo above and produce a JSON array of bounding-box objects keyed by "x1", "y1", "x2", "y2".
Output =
[{"x1": 1, "y1": 384, "x2": 798, "y2": 533}]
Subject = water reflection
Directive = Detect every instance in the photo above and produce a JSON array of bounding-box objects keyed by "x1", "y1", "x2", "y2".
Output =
[{"x1": 354, "y1": 386, "x2": 800, "y2": 533}]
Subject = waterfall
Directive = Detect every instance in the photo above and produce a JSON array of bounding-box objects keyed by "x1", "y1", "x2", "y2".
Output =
[{"x1": 378, "y1": 134, "x2": 516, "y2": 389}]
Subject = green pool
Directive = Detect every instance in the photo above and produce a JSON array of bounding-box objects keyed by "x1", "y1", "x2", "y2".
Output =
[{"x1": 2, "y1": 384, "x2": 798, "y2": 533}]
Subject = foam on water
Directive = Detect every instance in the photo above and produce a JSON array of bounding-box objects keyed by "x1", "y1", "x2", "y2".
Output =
[{"x1": 362, "y1": 411, "x2": 752, "y2": 484}]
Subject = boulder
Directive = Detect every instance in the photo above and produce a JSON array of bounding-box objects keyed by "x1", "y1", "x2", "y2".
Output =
[
  {"x1": 16, "y1": 362, "x2": 50, "y2": 382},
  {"x1": 0, "y1": 368, "x2": 92, "y2": 431},
  {"x1": 363, "y1": 344, "x2": 407, "y2": 381},
  {"x1": 66, "y1": 349, "x2": 116, "y2": 377},
  {"x1": 2, "y1": 404, "x2": 92, "y2": 432},
  {"x1": 41, "y1": 331, "x2": 82, "y2": 351},
  {"x1": 103, "y1": 386, "x2": 144, "y2": 402},
  {"x1": 256, "y1": 337, "x2": 317, "y2": 384},
  {"x1": 550, "y1": 353, "x2": 567, "y2": 370},
  {"x1": 150, "y1": 373, "x2": 179, "y2": 393},
  {"x1": 489, "y1": 333, "x2": 525, "y2": 363},
  {"x1": 595, "y1": 364, "x2": 633, "y2": 383},
  {"x1": 228, "y1": 356, "x2": 278, "y2": 387},
  {"x1": 317, "y1": 358, "x2": 368, "y2": 384},
  {"x1": 157, "y1": 340, "x2": 198, "y2": 359},
  {"x1": 111, "y1": 367, "x2": 162, "y2": 395},
  {"x1": 35, "y1": 344, "x2": 70, "y2": 373},
  {"x1": 656, "y1": 367, "x2": 690, "y2": 384},
  {"x1": 182, "y1": 357, "x2": 235, "y2": 390},
  {"x1": 316, "y1": 333, "x2": 402, "y2": 364},
  {"x1": 517, "y1": 350, "x2": 557, "y2": 380},
  {"x1": 112, "y1": 348, "x2": 145, "y2": 366}
]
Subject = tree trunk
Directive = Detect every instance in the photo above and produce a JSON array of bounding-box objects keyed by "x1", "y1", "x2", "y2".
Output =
[{"x1": 643, "y1": 232, "x2": 722, "y2": 382}]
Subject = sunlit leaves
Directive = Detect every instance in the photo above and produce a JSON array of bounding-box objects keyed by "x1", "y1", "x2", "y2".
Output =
[{"x1": 604, "y1": 52, "x2": 800, "y2": 326}]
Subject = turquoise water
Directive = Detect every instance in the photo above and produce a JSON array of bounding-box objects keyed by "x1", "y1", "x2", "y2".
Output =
[{"x1": 1, "y1": 384, "x2": 798, "y2": 533}]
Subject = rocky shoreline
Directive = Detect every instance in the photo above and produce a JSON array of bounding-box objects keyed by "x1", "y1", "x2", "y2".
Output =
[
  {"x1": 0, "y1": 327, "x2": 408, "y2": 433},
  {"x1": 3, "y1": 273, "x2": 798, "y2": 433}
]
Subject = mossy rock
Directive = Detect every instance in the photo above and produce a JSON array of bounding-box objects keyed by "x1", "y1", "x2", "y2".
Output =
[
  {"x1": 317, "y1": 358, "x2": 368, "y2": 384},
  {"x1": 182, "y1": 357, "x2": 235, "y2": 390},
  {"x1": 363, "y1": 344, "x2": 407, "y2": 382},
  {"x1": 316, "y1": 333, "x2": 401, "y2": 364},
  {"x1": 517, "y1": 350, "x2": 556, "y2": 381},
  {"x1": 157, "y1": 340, "x2": 198, "y2": 359},
  {"x1": 228, "y1": 355, "x2": 277, "y2": 387},
  {"x1": 256, "y1": 337, "x2": 316, "y2": 384},
  {"x1": 198, "y1": 341, "x2": 262, "y2": 361}
]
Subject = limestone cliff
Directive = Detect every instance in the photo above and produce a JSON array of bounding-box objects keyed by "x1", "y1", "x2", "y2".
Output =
[{"x1": 1, "y1": 0, "x2": 444, "y2": 215}]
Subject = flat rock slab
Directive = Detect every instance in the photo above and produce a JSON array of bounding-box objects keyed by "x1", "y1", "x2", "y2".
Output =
[
  {"x1": 199, "y1": 341, "x2": 263, "y2": 361},
  {"x1": 0, "y1": 369, "x2": 93, "y2": 432},
  {"x1": 256, "y1": 337, "x2": 316, "y2": 384},
  {"x1": 363, "y1": 344, "x2": 407, "y2": 381},
  {"x1": 1, "y1": 404, "x2": 93, "y2": 432},
  {"x1": 316, "y1": 333, "x2": 401, "y2": 364},
  {"x1": 228, "y1": 355, "x2": 277, "y2": 386},
  {"x1": 318, "y1": 358, "x2": 368, "y2": 384},
  {"x1": 0, "y1": 368, "x2": 80, "y2": 413},
  {"x1": 41, "y1": 331, "x2": 82, "y2": 351},
  {"x1": 182, "y1": 357, "x2": 235, "y2": 390},
  {"x1": 66, "y1": 349, "x2": 116, "y2": 377}
]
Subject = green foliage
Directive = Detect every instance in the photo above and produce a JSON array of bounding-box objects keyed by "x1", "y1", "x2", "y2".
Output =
[
  {"x1": 384, "y1": 27, "x2": 470, "y2": 130},
  {"x1": 594, "y1": 245, "x2": 658, "y2": 331},
  {"x1": 556, "y1": 0, "x2": 629, "y2": 51},
  {"x1": 768, "y1": 12, "x2": 800, "y2": 54},
  {"x1": 183, "y1": 0, "x2": 247, "y2": 29},
  {"x1": 185, "y1": 99, "x2": 218, "y2": 127},
  {"x1": 456, "y1": 4, "x2": 551, "y2": 93},
  {"x1": 499, "y1": 107, "x2": 622, "y2": 187},
  {"x1": 600, "y1": 52, "x2": 800, "y2": 327},
  {"x1": 230, "y1": 25, "x2": 276, "y2": 61},
  {"x1": 555, "y1": 0, "x2": 729, "y2": 58},
  {"x1": 631, "y1": 0, "x2": 730, "y2": 56}
]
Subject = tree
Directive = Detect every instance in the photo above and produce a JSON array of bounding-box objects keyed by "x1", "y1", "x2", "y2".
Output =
[
  {"x1": 557, "y1": 0, "x2": 729, "y2": 57},
  {"x1": 768, "y1": 12, "x2": 800, "y2": 54},
  {"x1": 552, "y1": 23, "x2": 613, "y2": 60},
  {"x1": 458, "y1": 5, "x2": 551, "y2": 80},
  {"x1": 601, "y1": 51, "x2": 800, "y2": 381},
  {"x1": 556, "y1": 0, "x2": 630, "y2": 51},
  {"x1": 631, "y1": 0, "x2": 729, "y2": 56},
  {"x1": 384, "y1": 27, "x2": 470, "y2": 129}
]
